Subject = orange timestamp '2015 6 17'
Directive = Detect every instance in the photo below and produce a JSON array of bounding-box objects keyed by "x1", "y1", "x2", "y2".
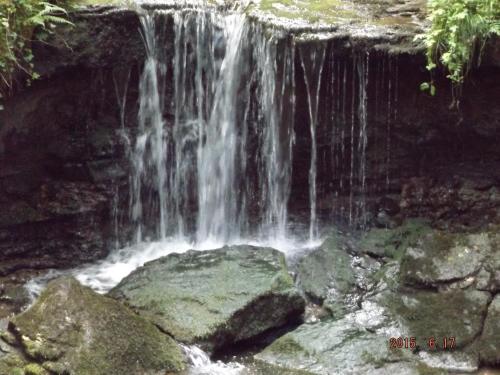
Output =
[{"x1": 389, "y1": 337, "x2": 456, "y2": 350}]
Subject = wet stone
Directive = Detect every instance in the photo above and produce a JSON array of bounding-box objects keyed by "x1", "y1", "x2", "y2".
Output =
[
  {"x1": 478, "y1": 294, "x2": 500, "y2": 365},
  {"x1": 382, "y1": 288, "x2": 491, "y2": 349},
  {"x1": 0, "y1": 277, "x2": 185, "y2": 374},
  {"x1": 109, "y1": 246, "x2": 305, "y2": 353},
  {"x1": 400, "y1": 232, "x2": 489, "y2": 286},
  {"x1": 295, "y1": 235, "x2": 361, "y2": 318}
]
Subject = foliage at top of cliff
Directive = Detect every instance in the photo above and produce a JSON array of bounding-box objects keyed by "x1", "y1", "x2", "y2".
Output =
[
  {"x1": 0, "y1": 0, "x2": 75, "y2": 99},
  {"x1": 419, "y1": 0, "x2": 499, "y2": 96}
]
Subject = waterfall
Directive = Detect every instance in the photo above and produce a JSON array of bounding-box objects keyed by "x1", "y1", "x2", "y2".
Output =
[
  {"x1": 126, "y1": 6, "x2": 384, "y2": 249},
  {"x1": 30, "y1": 6, "x2": 397, "y2": 301},
  {"x1": 300, "y1": 44, "x2": 326, "y2": 242},
  {"x1": 196, "y1": 13, "x2": 250, "y2": 244},
  {"x1": 130, "y1": 10, "x2": 296, "y2": 247},
  {"x1": 255, "y1": 31, "x2": 295, "y2": 242},
  {"x1": 131, "y1": 14, "x2": 168, "y2": 242}
]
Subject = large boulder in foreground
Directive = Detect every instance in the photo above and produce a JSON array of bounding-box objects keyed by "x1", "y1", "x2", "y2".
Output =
[
  {"x1": 0, "y1": 277, "x2": 185, "y2": 374},
  {"x1": 109, "y1": 246, "x2": 305, "y2": 353}
]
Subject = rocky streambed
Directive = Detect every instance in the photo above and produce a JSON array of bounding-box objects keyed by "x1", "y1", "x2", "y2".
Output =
[{"x1": 1, "y1": 221, "x2": 500, "y2": 374}]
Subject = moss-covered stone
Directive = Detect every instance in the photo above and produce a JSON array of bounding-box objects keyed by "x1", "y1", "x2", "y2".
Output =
[
  {"x1": 246, "y1": 0, "x2": 425, "y2": 35},
  {"x1": 400, "y1": 232, "x2": 489, "y2": 286},
  {"x1": 359, "y1": 219, "x2": 432, "y2": 259},
  {"x1": 478, "y1": 294, "x2": 500, "y2": 365},
  {"x1": 7, "y1": 277, "x2": 185, "y2": 374},
  {"x1": 23, "y1": 363, "x2": 49, "y2": 375},
  {"x1": 383, "y1": 288, "x2": 490, "y2": 349},
  {"x1": 296, "y1": 235, "x2": 359, "y2": 317},
  {"x1": 477, "y1": 231, "x2": 500, "y2": 292},
  {"x1": 109, "y1": 246, "x2": 305, "y2": 353},
  {"x1": 255, "y1": 315, "x2": 419, "y2": 374},
  {"x1": 0, "y1": 353, "x2": 27, "y2": 375}
]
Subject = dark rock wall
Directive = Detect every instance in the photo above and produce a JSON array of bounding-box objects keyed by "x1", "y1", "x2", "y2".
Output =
[
  {"x1": 0, "y1": 9, "x2": 144, "y2": 273},
  {"x1": 0, "y1": 8, "x2": 499, "y2": 273},
  {"x1": 291, "y1": 39, "x2": 500, "y2": 229}
]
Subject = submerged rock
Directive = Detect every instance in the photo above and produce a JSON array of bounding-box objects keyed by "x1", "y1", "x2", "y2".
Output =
[
  {"x1": 0, "y1": 277, "x2": 185, "y2": 374},
  {"x1": 109, "y1": 246, "x2": 305, "y2": 353}
]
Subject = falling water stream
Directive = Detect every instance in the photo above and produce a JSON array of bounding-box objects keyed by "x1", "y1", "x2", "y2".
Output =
[{"x1": 300, "y1": 44, "x2": 326, "y2": 242}]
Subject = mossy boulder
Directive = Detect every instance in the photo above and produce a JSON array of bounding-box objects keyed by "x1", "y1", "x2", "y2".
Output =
[
  {"x1": 109, "y1": 246, "x2": 305, "y2": 353},
  {"x1": 296, "y1": 234, "x2": 381, "y2": 318},
  {"x1": 478, "y1": 294, "x2": 500, "y2": 364},
  {"x1": 383, "y1": 288, "x2": 490, "y2": 349},
  {"x1": 359, "y1": 219, "x2": 432, "y2": 259},
  {"x1": 2, "y1": 277, "x2": 185, "y2": 375},
  {"x1": 400, "y1": 232, "x2": 489, "y2": 286},
  {"x1": 296, "y1": 235, "x2": 359, "y2": 317},
  {"x1": 255, "y1": 305, "x2": 431, "y2": 375},
  {"x1": 476, "y1": 232, "x2": 500, "y2": 292}
]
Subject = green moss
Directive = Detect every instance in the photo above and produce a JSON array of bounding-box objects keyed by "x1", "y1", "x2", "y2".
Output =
[
  {"x1": 0, "y1": 353, "x2": 27, "y2": 375},
  {"x1": 416, "y1": 362, "x2": 447, "y2": 375},
  {"x1": 1, "y1": 330, "x2": 17, "y2": 346},
  {"x1": 110, "y1": 246, "x2": 303, "y2": 351},
  {"x1": 360, "y1": 219, "x2": 432, "y2": 259},
  {"x1": 361, "y1": 351, "x2": 387, "y2": 368},
  {"x1": 10, "y1": 277, "x2": 185, "y2": 374},
  {"x1": 266, "y1": 335, "x2": 308, "y2": 356},
  {"x1": 24, "y1": 363, "x2": 49, "y2": 375},
  {"x1": 384, "y1": 289, "x2": 490, "y2": 349},
  {"x1": 251, "y1": 0, "x2": 360, "y2": 24}
]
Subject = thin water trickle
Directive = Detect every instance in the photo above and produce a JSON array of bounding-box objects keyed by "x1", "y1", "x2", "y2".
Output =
[
  {"x1": 300, "y1": 44, "x2": 326, "y2": 242},
  {"x1": 255, "y1": 31, "x2": 295, "y2": 243},
  {"x1": 356, "y1": 52, "x2": 369, "y2": 228}
]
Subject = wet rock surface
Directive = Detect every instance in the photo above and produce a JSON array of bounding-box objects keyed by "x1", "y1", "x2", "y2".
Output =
[
  {"x1": 296, "y1": 233, "x2": 380, "y2": 318},
  {"x1": 256, "y1": 221, "x2": 500, "y2": 374},
  {"x1": 0, "y1": 277, "x2": 185, "y2": 374},
  {"x1": 109, "y1": 246, "x2": 305, "y2": 353},
  {"x1": 478, "y1": 295, "x2": 500, "y2": 365},
  {"x1": 382, "y1": 288, "x2": 490, "y2": 349},
  {"x1": 0, "y1": 8, "x2": 143, "y2": 273},
  {"x1": 399, "y1": 231, "x2": 490, "y2": 286}
]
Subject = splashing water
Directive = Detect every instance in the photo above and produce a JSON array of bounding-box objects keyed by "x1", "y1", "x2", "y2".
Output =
[{"x1": 182, "y1": 345, "x2": 246, "y2": 375}]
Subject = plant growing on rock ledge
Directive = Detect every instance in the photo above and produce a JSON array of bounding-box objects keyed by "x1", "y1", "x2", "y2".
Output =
[
  {"x1": 418, "y1": 0, "x2": 499, "y2": 101},
  {"x1": 0, "y1": 0, "x2": 73, "y2": 100}
]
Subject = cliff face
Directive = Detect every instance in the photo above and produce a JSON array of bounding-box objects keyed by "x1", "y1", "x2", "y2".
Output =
[
  {"x1": 0, "y1": 8, "x2": 144, "y2": 272},
  {"x1": 0, "y1": 5, "x2": 499, "y2": 272}
]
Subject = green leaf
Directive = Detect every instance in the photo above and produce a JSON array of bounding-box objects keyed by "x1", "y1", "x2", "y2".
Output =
[
  {"x1": 420, "y1": 82, "x2": 430, "y2": 91},
  {"x1": 430, "y1": 84, "x2": 436, "y2": 96}
]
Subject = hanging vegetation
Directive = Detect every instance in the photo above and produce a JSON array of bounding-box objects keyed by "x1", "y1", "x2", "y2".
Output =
[
  {"x1": 418, "y1": 0, "x2": 499, "y2": 97},
  {"x1": 0, "y1": 0, "x2": 73, "y2": 99}
]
